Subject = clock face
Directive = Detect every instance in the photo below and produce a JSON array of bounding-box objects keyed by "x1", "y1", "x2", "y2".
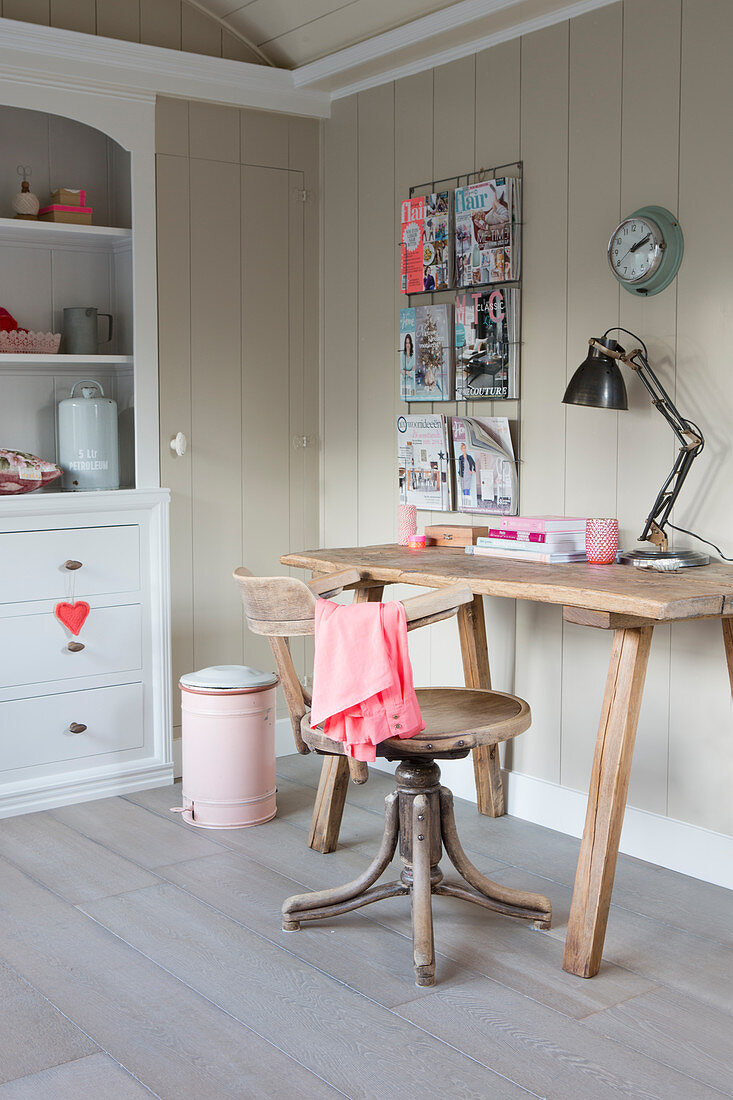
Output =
[
  {"x1": 607, "y1": 206, "x2": 683, "y2": 296},
  {"x1": 607, "y1": 216, "x2": 665, "y2": 284}
]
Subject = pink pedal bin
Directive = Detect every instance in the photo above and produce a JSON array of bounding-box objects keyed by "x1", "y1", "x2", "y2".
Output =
[{"x1": 175, "y1": 665, "x2": 279, "y2": 829}]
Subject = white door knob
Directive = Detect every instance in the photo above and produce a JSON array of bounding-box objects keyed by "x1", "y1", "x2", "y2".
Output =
[{"x1": 170, "y1": 432, "x2": 187, "y2": 457}]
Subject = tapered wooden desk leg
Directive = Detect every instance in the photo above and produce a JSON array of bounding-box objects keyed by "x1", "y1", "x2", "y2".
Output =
[
  {"x1": 563, "y1": 625, "x2": 653, "y2": 978},
  {"x1": 722, "y1": 618, "x2": 733, "y2": 697},
  {"x1": 457, "y1": 596, "x2": 504, "y2": 817},
  {"x1": 308, "y1": 584, "x2": 385, "y2": 853}
]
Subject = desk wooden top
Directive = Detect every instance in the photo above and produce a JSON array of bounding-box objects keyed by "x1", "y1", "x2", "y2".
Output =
[{"x1": 280, "y1": 544, "x2": 733, "y2": 622}]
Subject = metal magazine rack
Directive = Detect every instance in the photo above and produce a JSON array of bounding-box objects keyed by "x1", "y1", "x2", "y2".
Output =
[{"x1": 398, "y1": 160, "x2": 523, "y2": 516}]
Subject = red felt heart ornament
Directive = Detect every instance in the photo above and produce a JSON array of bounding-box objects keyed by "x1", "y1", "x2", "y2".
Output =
[{"x1": 55, "y1": 601, "x2": 90, "y2": 636}]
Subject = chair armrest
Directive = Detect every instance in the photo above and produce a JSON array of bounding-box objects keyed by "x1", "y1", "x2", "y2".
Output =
[
  {"x1": 402, "y1": 584, "x2": 473, "y2": 631},
  {"x1": 307, "y1": 568, "x2": 363, "y2": 599}
]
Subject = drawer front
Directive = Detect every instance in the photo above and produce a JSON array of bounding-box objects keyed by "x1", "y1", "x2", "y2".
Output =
[
  {"x1": 0, "y1": 525, "x2": 140, "y2": 604},
  {"x1": 1, "y1": 682, "x2": 144, "y2": 772},
  {"x1": 0, "y1": 604, "x2": 142, "y2": 690}
]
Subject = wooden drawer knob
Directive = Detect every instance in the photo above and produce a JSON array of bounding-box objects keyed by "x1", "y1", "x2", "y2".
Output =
[
  {"x1": 64, "y1": 560, "x2": 83, "y2": 571},
  {"x1": 67, "y1": 641, "x2": 85, "y2": 652},
  {"x1": 68, "y1": 722, "x2": 87, "y2": 734}
]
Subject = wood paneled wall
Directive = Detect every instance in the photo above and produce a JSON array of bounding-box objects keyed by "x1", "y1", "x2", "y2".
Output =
[
  {"x1": 1, "y1": 0, "x2": 262, "y2": 63},
  {"x1": 156, "y1": 98, "x2": 320, "y2": 741},
  {"x1": 322, "y1": 0, "x2": 733, "y2": 837}
]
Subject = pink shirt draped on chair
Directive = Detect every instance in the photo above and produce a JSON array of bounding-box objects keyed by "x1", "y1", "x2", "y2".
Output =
[{"x1": 309, "y1": 599, "x2": 424, "y2": 762}]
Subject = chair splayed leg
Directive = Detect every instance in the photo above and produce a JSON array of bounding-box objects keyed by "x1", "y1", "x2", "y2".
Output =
[{"x1": 283, "y1": 755, "x2": 552, "y2": 987}]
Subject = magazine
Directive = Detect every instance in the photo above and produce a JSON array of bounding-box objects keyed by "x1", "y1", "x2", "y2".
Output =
[
  {"x1": 423, "y1": 192, "x2": 452, "y2": 291},
  {"x1": 400, "y1": 192, "x2": 453, "y2": 293},
  {"x1": 451, "y1": 416, "x2": 517, "y2": 516},
  {"x1": 397, "y1": 414, "x2": 452, "y2": 511},
  {"x1": 400, "y1": 304, "x2": 453, "y2": 401},
  {"x1": 400, "y1": 196, "x2": 424, "y2": 294},
  {"x1": 454, "y1": 176, "x2": 521, "y2": 288},
  {"x1": 454, "y1": 288, "x2": 519, "y2": 399}
]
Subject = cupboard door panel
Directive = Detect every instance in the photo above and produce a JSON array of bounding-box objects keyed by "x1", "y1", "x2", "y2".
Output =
[{"x1": 189, "y1": 158, "x2": 243, "y2": 671}]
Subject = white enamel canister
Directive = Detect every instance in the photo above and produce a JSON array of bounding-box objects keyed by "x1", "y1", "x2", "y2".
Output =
[
  {"x1": 57, "y1": 379, "x2": 119, "y2": 491},
  {"x1": 177, "y1": 665, "x2": 279, "y2": 828}
]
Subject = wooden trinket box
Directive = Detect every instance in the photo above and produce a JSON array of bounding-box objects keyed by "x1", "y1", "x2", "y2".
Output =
[{"x1": 424, "y1": 524, "x2": 489, "y2": 547}]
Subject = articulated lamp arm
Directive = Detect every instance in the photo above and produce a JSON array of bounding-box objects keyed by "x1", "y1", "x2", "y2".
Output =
[{"x1": 596, "y1": 328, "x2": 704, "y2": 552}]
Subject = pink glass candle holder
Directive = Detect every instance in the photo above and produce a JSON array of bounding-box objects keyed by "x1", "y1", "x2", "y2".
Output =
[
  {"x1": 398, "y1": 504, "x2": 417, "y2": 546},
  {"x1": 586, "y1": 518, "x2": 619, "y2": 564}
]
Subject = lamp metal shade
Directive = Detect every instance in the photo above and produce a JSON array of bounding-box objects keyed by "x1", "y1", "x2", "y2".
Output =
[{"x1": 562, "y1": 336, "x2": 628, "y2": 410}]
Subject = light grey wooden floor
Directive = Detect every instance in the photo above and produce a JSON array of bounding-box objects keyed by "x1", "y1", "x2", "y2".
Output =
[{"x1": 0, "y1": 756, "x2": 731, "y2": 1099}]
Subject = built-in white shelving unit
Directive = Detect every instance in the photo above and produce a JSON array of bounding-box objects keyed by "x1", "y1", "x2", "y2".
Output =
[{"x1": 0, "y1": 83, "x2": 171, "y2": 816}]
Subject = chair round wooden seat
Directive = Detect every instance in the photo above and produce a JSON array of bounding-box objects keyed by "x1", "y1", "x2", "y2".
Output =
[{"x1": 302, "y1": 686, "x2": 531, "y2": 759}]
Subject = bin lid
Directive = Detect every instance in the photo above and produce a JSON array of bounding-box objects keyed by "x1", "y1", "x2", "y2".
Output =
[{"x1": 180, "y1": 665, "x2": 278, "y2": 692}]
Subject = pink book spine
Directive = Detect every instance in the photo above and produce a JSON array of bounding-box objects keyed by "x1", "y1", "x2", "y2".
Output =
[
  {"x1": 488, "y1": 529, "x2": 546, "y2": 543},
  {"x1": 494, "y1": 515, "x2": 586, "y2": 532}
]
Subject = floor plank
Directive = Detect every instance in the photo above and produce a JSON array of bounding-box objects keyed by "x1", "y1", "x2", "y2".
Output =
[
  {"x1": 51, "y1": 796, "x2": 224, "y2": 869},
  {"x1": 0, "y1": 1053, "x2": 154, "y2": 1098},
  {"x1": 0, "y1": 857, "x2": 341, "y2": 1099},
  {"x1": 394, "y1": 978, "x2": 730, "y2": 1100},
  {"x1": 0, "y1": 813, "x2": 159, "y2": 904},
  {"x1": 81, "y1": 881, "x2": 534, "y2": 1098},
  {"x1": 157, "y1": 850, "x2": 475, "y2": 1007},
  {"x1": 0, "y1": 961, "x2": 96, "y2": 1085},
  {"x1": 580, "y1": 984, "x2": 733, "y2": 1095},
  {"x1": 492, "y1": 866, "x2": 733, "y2": 1016}
]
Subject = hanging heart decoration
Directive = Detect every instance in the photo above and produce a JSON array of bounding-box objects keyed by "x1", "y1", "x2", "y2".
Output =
[{"x1": 55, "y1": 601, "x2": 90, "y2": 636}]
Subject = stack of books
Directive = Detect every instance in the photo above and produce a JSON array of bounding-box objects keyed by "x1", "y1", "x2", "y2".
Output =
[{"x1": 464, "y1": 516, "x2": 588, "y2": 563}]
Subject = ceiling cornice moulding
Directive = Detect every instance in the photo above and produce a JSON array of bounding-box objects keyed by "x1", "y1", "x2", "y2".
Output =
[{"x1": 0, "y1": 16, "x2": 330, "y2": 117}]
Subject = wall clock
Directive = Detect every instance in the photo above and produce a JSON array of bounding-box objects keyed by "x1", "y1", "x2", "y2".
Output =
[{"x1": 607, "y1": 206, "x2": 683, "y2": 296}]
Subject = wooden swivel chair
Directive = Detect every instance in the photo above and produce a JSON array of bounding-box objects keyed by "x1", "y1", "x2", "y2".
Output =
[{"x1": 233, "y1": 567, "x2": 551, "y2": 987}]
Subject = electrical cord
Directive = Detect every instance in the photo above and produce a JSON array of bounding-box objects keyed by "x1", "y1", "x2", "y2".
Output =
[{"x1": 666, "y1": 521, "x2": 733, "y2": 561}]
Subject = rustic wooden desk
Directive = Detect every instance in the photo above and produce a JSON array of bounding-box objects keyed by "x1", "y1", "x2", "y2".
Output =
[{"x1": 281, "y1": 544, "x2": 733, "y2": 978}]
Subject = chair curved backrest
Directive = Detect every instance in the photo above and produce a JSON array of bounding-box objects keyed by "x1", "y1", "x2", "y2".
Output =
[{"x1": 233, "y1": 567, "x2": 317, "y2": 636}]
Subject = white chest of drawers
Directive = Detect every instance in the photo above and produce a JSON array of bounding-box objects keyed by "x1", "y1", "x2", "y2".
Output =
[{"x1": 0, "y1": 489, "x2": 172, "y2": 817}]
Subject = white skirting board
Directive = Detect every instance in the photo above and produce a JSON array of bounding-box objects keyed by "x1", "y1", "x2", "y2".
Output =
[{"x1": 172, "y1": 723, "x2": 733, "y2": 890}]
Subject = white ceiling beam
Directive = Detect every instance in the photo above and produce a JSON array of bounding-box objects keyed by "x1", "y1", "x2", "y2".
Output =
[{"x1": 291, "y1": 0, "x2": 621, "y2": 97}]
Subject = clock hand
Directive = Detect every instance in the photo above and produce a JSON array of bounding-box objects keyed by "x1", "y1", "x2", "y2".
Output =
[{"x1": 629, "y1": 232, "x2": 651, "y2": 253}]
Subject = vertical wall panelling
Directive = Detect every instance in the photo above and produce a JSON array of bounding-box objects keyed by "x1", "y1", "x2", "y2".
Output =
[
  {"x1": 614, "y1": 0, "x2": 682, "y2": 815},
  {"x1": 141, "y1": 0, "x2": 181, "y2": 50},
  {"x1": 181, "y1": 2, "x2": 222, "y2": 57},
  {"x1": 189, "y1": 157, "x2": 243, "y2": 670},
  {"x1": 96, "y1": 0, "x2": 139, "y2": 42},
  {"x1": 669, "y1": 0, "x2": 733, "y2": 835},
  {"x1": 3, "y1": 0, "x2": 49, "y2": 25},
  {"x1": 357, "y1": 82, "x2": 396, "y2": 547},
  {"x1": 289, "y1": 115, "x2": 321, "y2": 563},
  {"x1": 473, "y1": 38, "x2": 521, "y2": 759},
  {"x1": 49, "y1": 0, "x2": 94, "y2": 34},
  {"x1": 157, "y1": 153, "x2": 193, "y2": 734},
  {"x1": 394, "y1": 69, "x2": 435, "y2": 711},
  {"x1": 560, "y1": 5, "x2": 624, "y2": 796},
  {"x1": 240, "y1": 164, "x2": 300, "y2": 676},
  {"x1": 512, "y1": 22, "x2": 570, "y2": 783},
  {"x1": 323, "y1": 96, "x2": 359, "y2": 547}
]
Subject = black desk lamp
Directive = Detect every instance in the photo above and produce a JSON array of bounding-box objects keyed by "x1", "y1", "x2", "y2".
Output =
[{"x1": 562, "y1": 327, "x2": 709, "y2": 568}]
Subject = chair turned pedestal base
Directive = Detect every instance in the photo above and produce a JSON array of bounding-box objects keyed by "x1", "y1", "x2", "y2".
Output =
[{"x1": 282, "y1": 758, "x2": 552, "y2": 987}]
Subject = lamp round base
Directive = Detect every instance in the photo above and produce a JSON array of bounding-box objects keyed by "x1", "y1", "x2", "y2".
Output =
[{"x1": 617, "y1": 548, "x2": 710, "y2": 570}]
